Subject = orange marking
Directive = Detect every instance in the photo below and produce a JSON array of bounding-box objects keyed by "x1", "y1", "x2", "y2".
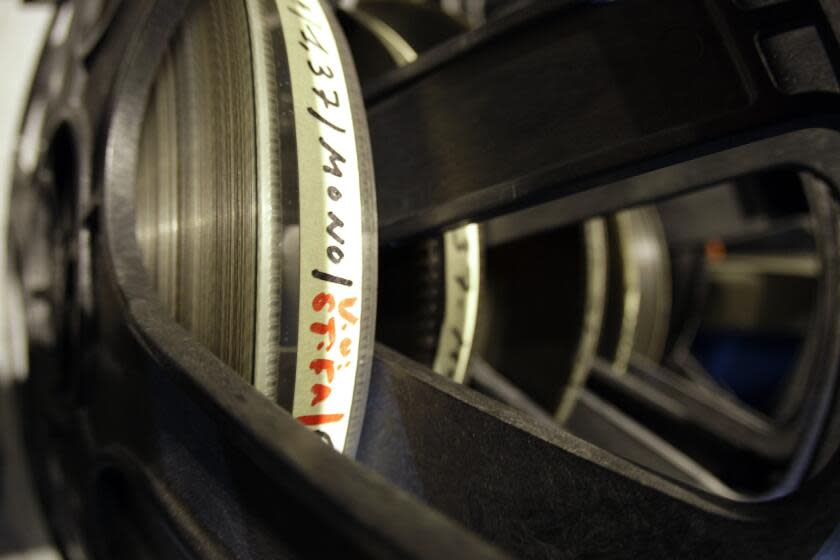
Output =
[
  {"x1": 340, "y1": 337, "x2": 352, "y2": 357},
  {"x1": 309, "y1": 359, "x2": 335, "y2": 383},
  {"x1": 312, "y1": 292, "x2": 335, "y2": 312},
  {"x1": 297, "y1": 413, "x2": 345, "y2": 426},
  {"x1": 310, "y1": 384, "x2": 332, "y2": 406},
  {"x1": 339, "y1": 297, "x2": 358, "y2": 324},
  {"x1": 705, "y1": 239, "x2": 726, "y2": 262},
  {"x1": 310, "y1": 317, "x2": 336, "y2": 350}
]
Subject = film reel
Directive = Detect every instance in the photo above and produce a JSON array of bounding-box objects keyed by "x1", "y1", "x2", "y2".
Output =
[
  {"x1": 133, "y1": 0, "x2": 377, "y2": 454},
  {"x1": 344, "y1": 2, "x2": 669, "y2": 421},
  {"x1": 599, "y1": 206, "x2": 671, "y2": 374},
  {"x1": 350, "y1": 2, "x2": 484, "y2": 384}
]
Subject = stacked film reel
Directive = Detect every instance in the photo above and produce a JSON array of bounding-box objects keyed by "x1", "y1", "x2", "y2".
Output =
[
  {"x1": 131, "y1": 0, "x2": 676, "y2": 456},
  {"x1": 349, "y1": 1, "x2": 839, "y2": 498},
  {"x1": 356, "y1": 0, "x2": 672, "y2": 418},
  {"x1": 11, "y1": 0, "x2": 840, "y2": 557}
]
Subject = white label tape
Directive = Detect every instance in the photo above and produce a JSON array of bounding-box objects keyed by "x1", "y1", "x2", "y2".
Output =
[{"x1": 277, "y1": 0, "x2": 364, "y2": 452}]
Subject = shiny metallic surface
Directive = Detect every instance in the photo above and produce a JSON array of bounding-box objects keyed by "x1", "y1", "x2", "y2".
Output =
[
  {"x1": 136, "y1": 0, "x2": 257, "y2": 380},
  {"x1": 347, "y1": 8, "x2": 419, "y2": 65},
  {"x1": 556, "y1": 217, "x2": 607, "y2": 421},
  {"x1": 611, "y1": 206, "x2": 671, "y2": 372}
]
